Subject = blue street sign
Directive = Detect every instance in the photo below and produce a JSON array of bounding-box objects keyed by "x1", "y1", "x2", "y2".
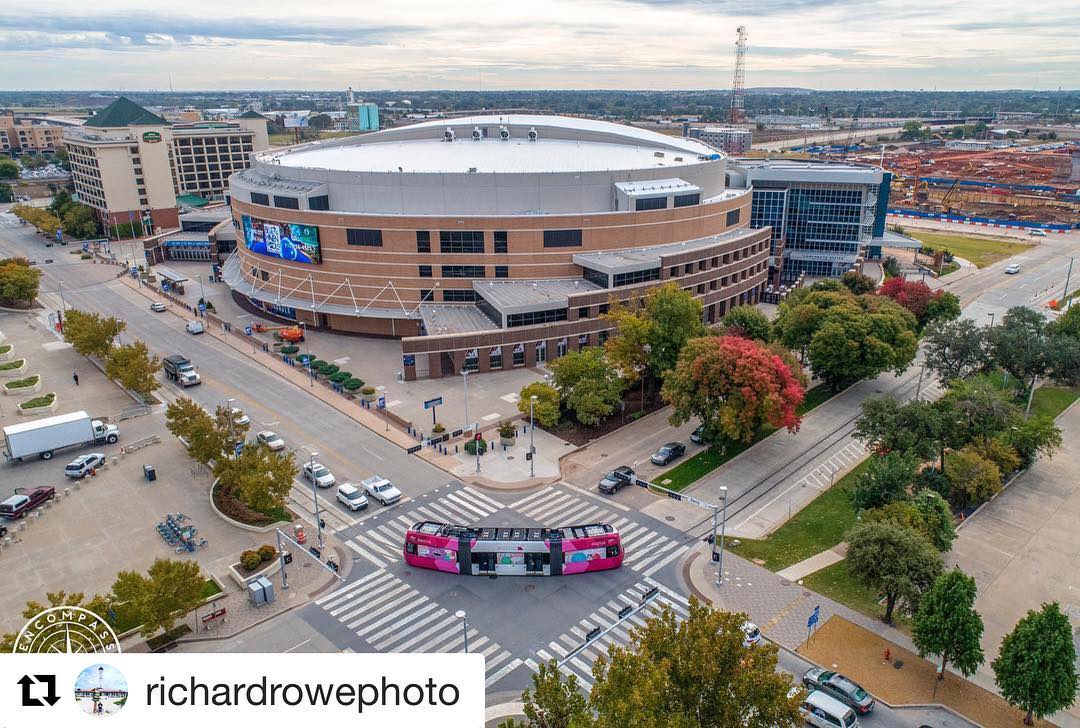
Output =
[
  {"x1": 234, "y1": 442, "x2": 243, "y2": 458},
  {"x1": 244, "y1": 325, "x2": 253, "y2": 336},
  {"x1": 198, "y1": 302, "x2": 207, "y2": 312},
  {"x1": 55, "y1": 228, "x2": 63, "y2": 241},
  {"x1": 807, "y1": 605, "x2": 821, "y2": 630},
  {"x1": 377, "y1": 396, "x2": 386, "y2": 410},
  {"x1": 423, "y1": 396, "x2": 443, "y2": 410},
  {"x1": 403, "y1": 355, "x2": 416, "y2": 367}
]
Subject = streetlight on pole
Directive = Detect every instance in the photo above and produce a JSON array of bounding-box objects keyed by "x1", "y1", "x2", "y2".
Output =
[
  {"x1": 197, "y1": 274, "x2": 206, "y2": 305},
  {"x1": 461, "y1": 368, "x2": 471, "y2": 430},
  {"x1": 308, "y1": 450, "x2": 325, "y2": 549},
  {"x1": 455, "y1": 610, "x2": 469, "y2": 653},
  {"x1": 226, "y1": 398, "x2": 237, "y2": 458},
  {"x1": 716, "y1": 486, "x2": 728, "y2": 587},
  {"x1": 529, "y1": 395, "x2": 538, "y2": 478},
  {"x1": 57, "y1": 280, "x2": 67, "y2": 332},
  {"x1": 987, "y1": 312, "x2": 995, "y2": 328}
]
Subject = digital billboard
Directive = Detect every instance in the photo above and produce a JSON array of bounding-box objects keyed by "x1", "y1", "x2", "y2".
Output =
[{"x1": 242, "y1": 215, "x2": 321, "y2": 264}]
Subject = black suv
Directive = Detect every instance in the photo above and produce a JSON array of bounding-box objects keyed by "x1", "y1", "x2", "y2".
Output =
[{"x1": 598, "y1": 466, "x2": 634, "y2": 495}]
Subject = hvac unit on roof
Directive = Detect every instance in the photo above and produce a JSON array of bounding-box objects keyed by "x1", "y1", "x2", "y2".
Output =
[
  {"x1": 528, "y1": 127, "x2": 538, "y2": 141},
  {"x1": 472, "y1": 127, "x2": 482, "y2": 141},
  {"x1": 499, "y1": 126, "x2": 510, "y2": 141},
  {"x1": 443, "y1": 127, "x2": 455, "y2": 142}
]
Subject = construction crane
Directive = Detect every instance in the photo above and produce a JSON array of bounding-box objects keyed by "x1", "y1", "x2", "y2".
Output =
[
  {"x1": 939, "y1": 178, "x2": 962, "y2": 213},
  {"x1": 729, "y1": 26, "x2": 747, "y2": 125},
  {"x1": 841, "y1": 103, "x2": 862, "y2": 160},
  {"x1": 252, "y1": 323, "x2": 305, "y2": 343}
]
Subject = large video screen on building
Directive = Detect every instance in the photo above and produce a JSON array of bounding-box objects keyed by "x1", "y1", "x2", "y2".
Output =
[{"x1": 242, "y1": 215, "x2": 321, "y2": 264}]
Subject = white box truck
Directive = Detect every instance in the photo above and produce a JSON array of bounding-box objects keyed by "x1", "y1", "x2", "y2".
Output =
[{"x1": 3, "y1": 411, "x2": 120, "y2": 462}]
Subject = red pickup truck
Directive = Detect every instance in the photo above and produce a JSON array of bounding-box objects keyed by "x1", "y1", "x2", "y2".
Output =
[{"x1": 0, "y1": 486, "x2": 55, "y2": 519}]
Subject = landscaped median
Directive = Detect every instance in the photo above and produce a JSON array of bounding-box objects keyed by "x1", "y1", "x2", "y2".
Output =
[
  {"x1": 16, "y1": 391, "x2": 57, "y2": 415},
  {"x1": 2, "y1": 373, "x2": 40, "y2": 395},
  {"x1": 904, "y1": 230, "x2": 1032, "y2": 269}
]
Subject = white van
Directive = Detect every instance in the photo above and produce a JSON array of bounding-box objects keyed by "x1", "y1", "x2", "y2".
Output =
[
  {"x1": 798, "y1": 690, "x2": 859, "y2": 728},
  {"x1": 186, "y1": 320, "x2": 205, "y2": 335}
]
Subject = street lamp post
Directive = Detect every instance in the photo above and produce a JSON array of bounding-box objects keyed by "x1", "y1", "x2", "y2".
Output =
[
  {"x1": 308, "y1": 450, "x2": 325, "y2": 549},
  {"x1": 57, "y1": 280, "x2": 67, "y2": 332},
  {"x1": 716, "y1": 486, "x2": 728, "y2": 587},
  {"x1": 529, "y1": 395, "x2": 538, "y2": 478},
  {"x1": 987, "y1": 312, "x2": 995, "y2": 328},
  {"x1": 461, "y1": 369, "x2": 471, "y2": 430},
  {"x1": 197, "y1": 274, "x2": 206, "y2": 305},
  {"x1": 455, "y1": 610, "x2": 469, "y2": 653},
  {"x1": 226, "y1": 398, "x2": 237, "y2": 458}
]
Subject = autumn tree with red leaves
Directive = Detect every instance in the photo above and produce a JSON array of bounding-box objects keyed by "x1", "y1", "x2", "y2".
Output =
[
  {"x1": 879, "y1": 278, "x2": 960, "y2": 328},
  {"x1": 662, "y1": 335, "x2": 806, "y2": 444}
]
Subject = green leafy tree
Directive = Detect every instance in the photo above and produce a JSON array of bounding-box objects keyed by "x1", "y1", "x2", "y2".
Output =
[
  {"x1": 721, "y1": 304, "x2": 771, "y2": 342},
  {"x1": 0, "y1": 257, "x2": 43, "y2": 305},
  {"x1": 850, "y1": 452, "x2": 918, "y2": 511},
  {"x1": 548, "y1": 347, "x2": 625, "y2": 427},
  {"x1": 772, "y1": 301, "x2": 824, "y2": 363},
  {"x1": 61, "y1": 308, "x2": 126, "y2": 359},
  {"x1": 216, "y1": 442, "x2": 295, "y2": 513},
  {"x1": 923, "y1": 318, "x2": 988, "y2": 385},
  {"x1": 944, "y1": 447, "x2": 1001, "y2": 510},
  {"x1": 642, "y1": 283, "x2": 707, "y2": 378},
  {"x1": 111, "y1": 559, "x2": 205, "y2": 637},
  {"x1": 0, "y1": 182, "x2": 12, "y2": 203},
  {"x1": 942, "y1": 379, "x2": 1021, "y2": 446},
  {"x1": 840, "y1": 270, "x2": 877, "y2": 295},
  {"x1": 0, "y1": 158, "x2": 18, "y2": 179},
  {"x1": 53, "y1": 147, "x2": 70, "y2": 170},
  {"x1": 967, "y1": 435, "x2": 1021, "y2": 477},
  {"x1": 854, "y1": 397, "x2": 951, "y2": 470},
  {"x1": 662, "y1": 335, "x2": 805, "y2": 444},
  {"x1": 165, "y1": 396, "x2": 230, "y2": 464},
  {"x1": 589, "y1": 598, "x2": 802, "y2": 728},
  {"x1": 913, "y1": 569, "x2": 985, "y2": 683},
  {"x1": 0, "y1": 591, "x2": 111, "y2": 652},
  {"x1": 61, "y1": 203, "x2": 99, "y2": 239},
  {"x1": 925, "y1": 291, "x2": 961, "y2": 324},
  {"x1": 990, "y1": 305, "x2": 1080, "y2": 389},
  {"x1": 1004, "y1": 414, "x2": 1062, "y2": 468},
  {"x1": 518, "y1": 382, "x2": 561, "y2": 428},
  {"x1": 603, "y1": 299, "x2": 655, "y2": 408},
  {"x1": 910, "y1": 489, "x2": 956, "y2": 551},
  {"x1": 104, "y1": 341, "x2": 161, "y2": 400},
  {"x1": 845, "y1": 521, "x2": 943, "y2": 624},
  {"x1": 993, "y1": 602, "x2": 1079, "y2": 726},
  {"x1": 501, "y1": 660, "x2": 592, "y2": 728}
]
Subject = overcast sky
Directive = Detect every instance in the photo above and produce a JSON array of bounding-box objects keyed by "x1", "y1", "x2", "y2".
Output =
[{"x1": 4, "y1": 0, "x2": 1078, "y2": 91}]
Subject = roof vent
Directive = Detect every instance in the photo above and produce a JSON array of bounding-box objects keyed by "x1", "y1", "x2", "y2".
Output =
[
  {"x1": 654, "y1": 152, "x2": 665, "y2": 158},
  {"x1": 528, "y1": 127, "x2": 538, "y2": 142},
  {"x1": 472, "y1": 126, "x2": 482, "y2": 141},
  {"x1": 499, "y1": 126, "x2": 510, "y2": 141},
  {"x1": 443, "y1": 127, "x2": 455, "y2": 142}
]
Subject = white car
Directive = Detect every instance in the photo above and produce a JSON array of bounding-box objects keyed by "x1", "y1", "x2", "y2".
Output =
[
  {"x1": 230, "y1": 407, "x2": 251, "y2": 426},
  {"x1": 1005, "y1": 263, "x2": 1022, "y2": 274},
  {"x1": 1028, "y1": 229, "x2": 1047, "y2": 237},
  {"x1": 64, "y1": 452, "x2": 106, "y2": 478},
  {"x1": 361, "y1": 475, "x2": 402, "y2": 505},
  {"x1": 186, "y1": 320, "x2": 205, "y2": 334},
  {"x1": 742, "y1": 621, "x2": 763, "y2": 648},
  {"x1": 256, "y1": 430, "x2": 285, "y2": 451},
  {"x1": 303, "y1": 461, "x2": 336, "y2": 488},
  {"x1": 150, "y1": 301, "x2": 167, "y2": 312},
  {"x1": 336, "y1": 483, "x2": 369, "y2": 511}
]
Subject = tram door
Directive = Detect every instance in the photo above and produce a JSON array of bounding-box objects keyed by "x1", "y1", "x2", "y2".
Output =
[
  {"x1": 475, "y1": 552, "x2": 496, "y2": 574},
  {"x1": 525, "y1": 553, "x2": 544, "y2": 575}
]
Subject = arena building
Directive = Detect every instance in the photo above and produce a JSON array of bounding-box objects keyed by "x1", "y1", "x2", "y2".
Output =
[{"x1": 223, "y1": 115, "x2": 770, "y2": 380}]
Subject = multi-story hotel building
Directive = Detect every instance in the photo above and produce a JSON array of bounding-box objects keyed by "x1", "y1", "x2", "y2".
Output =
[
  {"x1": 63, "y1": 97, "x2": 268, "y2": 232},
  {"x1": 223, "y1": 115, "x2": 770, "y2": 380},
  {"x1": 0, "y1": 112, "x2": 66, "y2": 155}
]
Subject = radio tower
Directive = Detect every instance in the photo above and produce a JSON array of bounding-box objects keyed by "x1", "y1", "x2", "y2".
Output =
[{"x1": 729, "y1": 26, "x2": 747, "y2": 125}]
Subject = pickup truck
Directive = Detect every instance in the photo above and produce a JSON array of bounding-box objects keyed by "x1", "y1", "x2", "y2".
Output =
[
  {"x1": 163, "y1": 354, "x2": 201, "y2": 387},
  {"x1": 0, "y1": 486, "x2": 56, "y2": 519}
]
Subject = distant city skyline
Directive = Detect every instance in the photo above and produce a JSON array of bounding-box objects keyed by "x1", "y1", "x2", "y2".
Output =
[{"x1": 3, "y1": 0, "x2": 1078, "y2": 92}]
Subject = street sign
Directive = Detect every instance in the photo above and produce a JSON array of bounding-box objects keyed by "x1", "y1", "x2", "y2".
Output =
[
  {"x1": 807, "y1": 605, "x2": 821, "y2": 630},
  {"x1": 234, "y1": 442, "x2": 243, "y2": 458},
  {"x1": 377, "y1": 396, "x2": 386, "y2": 410},
  {"x1": 712, "y1": 550, "x2": 720, "y2": 563},
  {"x1": 244, "y1": 325, "x2": 253, "y2": 336},
  {"x1": 198, "y1": 302, "x2": 207, "y2": 312},
  {"x1": 475, "y1": 432, "x2": 482, "y2": 441},
  {"x1": 201, "y1": 607, "x2": 226, "y2": 624},
  {"x1": 423, "y1": 396, "x2": 443, "y2": 410},
  {"x1": 403, "y1": 355, "x2": 416, "y2": 367}
]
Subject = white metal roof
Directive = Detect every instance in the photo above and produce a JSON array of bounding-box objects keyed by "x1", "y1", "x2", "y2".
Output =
[
  {"x1": 3, "y1": 410, "x2": 90, "y2": 435},
  {"x1": 473, "y1": 278, "x2": 602, "y2": 313}
]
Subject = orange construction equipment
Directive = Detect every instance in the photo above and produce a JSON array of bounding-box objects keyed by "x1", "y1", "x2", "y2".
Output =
[{"x1": 252, "y1": 323, "x2": 305, "y2": 342}]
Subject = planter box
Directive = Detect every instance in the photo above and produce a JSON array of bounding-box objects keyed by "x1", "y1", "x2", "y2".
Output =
[
  {"x1": 0, "y1": 359, "x2": 27, "y2": 378},
  {"x1": 17, "y1": 393, "x2": 57, "y2": 416},
  {"x1": 361, "y1": 391, "x2": 377, "y2": 402},
  {"x1": 227, "y1": 557, "x2": 282, "y2": 589},
  {"x1": 0, "y1": 344, "x2": 13, "y2": 362},
  {"x1": 500, "y1": 436, "x2": 517, "y2": 447},
  {"x1": 3, "y1": 376, "x2": 40, "y2": 396}
]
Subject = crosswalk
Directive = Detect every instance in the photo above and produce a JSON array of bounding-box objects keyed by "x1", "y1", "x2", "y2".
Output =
[
  {"x1": 525, "y1": 578, "x2": 689, "y2": 691},
  {"x1": 315, "y1": 568, "x2": 522, "y2": 688},
  {"x1": 510, "y1": 488, "x2": 689, "y2": 578},
  {"x1": 344, "y1": 485, "x2": 504, "y2": 568}
]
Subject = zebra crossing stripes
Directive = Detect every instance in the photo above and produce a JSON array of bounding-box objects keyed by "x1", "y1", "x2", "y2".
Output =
[
  {"x1": 528, "y1": 580, "x2": 690, "y2": 691},
  {"x1": 346, "y1": 485, "x2": 505, "y2": 567},
  {"x1": 611, "y1": 516, "x2": 690, "y2": 577},
  {"x1": 317, "y1": 569, "x2": 521, "y2": 687},
  {"x1": 513, "y1": 489, "x2": 614, "y2": 527}
]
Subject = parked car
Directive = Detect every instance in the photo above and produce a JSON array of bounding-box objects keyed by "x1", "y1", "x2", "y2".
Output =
[
  {"x1": 1028, "y1": 229, "x2": 1047, "y2": 237},
  {"x1": 0, "y1": 486, "x2": 55, "y2": 519},
  {"x1": 742, "y1": 621, "x2": 763, "y2": 648},
  {"x1": 185, "y1": 320, "x2": 205, "y2": 334},
  {"x1": 802, "y1": 668, "x2": 875, "y2": 715},
  {"x1": 302, "y1": 461, "x2": 336, "y2": 488},
  {"x1": 650, "y1": 442, "x2": 686, "y2": 466},
  {"x1": 361, "y1": 475, "x2": 402, "y2": 505},
  {"x1": 64, "y1": 452, "x2": 106, "y2": 478},
  {"x1": 1005, "y1": 263, "x2": 1022, "y2": 274},
  {"x1": 230, "y1": 407, "x2": 251, "y2": 426},
  {"x1": 256, "y1": 430, "x2": 285, "y2": 451},
  {"x1": 150, "y1": 301, "x2": 167, "y2": 312},
  {"x1": 598, "y1": 465, "x2": 634, "y2": 494},
  {"x1": 690, "y1": 425, "x2": 706, "y2": 444},
  {"x1": 336, "y1": 482, "x2": 369, "y2": 511},
  {"x1": 796, "y1": 689, "x2": 860, "y2": 728}
]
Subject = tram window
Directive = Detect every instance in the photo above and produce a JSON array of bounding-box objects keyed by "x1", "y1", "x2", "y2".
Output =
[
  {"x1": 406, "y1": 542, "x2": 418, "y2": 554},
  {"x1": 606, "y1": 545, "x2": 621, "y2": 558},
  {"x1": 543, "y1": 553, "x2": 551, "y2": 564}
]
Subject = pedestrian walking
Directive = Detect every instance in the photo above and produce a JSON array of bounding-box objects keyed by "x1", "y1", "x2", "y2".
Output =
[{"x1": 72, "y1": 371, "x2": 80, "y2": 386}]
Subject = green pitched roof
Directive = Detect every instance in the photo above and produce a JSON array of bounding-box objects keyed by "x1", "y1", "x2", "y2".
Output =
[
  {"x1": 84, "y1": 97, "x2": 169, "y2": 128},
  {"x1": 238, "y1": 110, "x2": 266, "y2": 119}
]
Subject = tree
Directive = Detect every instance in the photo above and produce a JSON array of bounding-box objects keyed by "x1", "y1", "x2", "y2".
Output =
[
  {"x1": 61, "y1": 203, "x2": 99, "y2": 239},
  {"x1": 589, "y1": 598, "x2": 802, "y2": 728},
  {"x1": 854, "y1": 397, "x2": 949, "y2": 469},
  {"x1": 502, "y1": 661, "x2": 591, "y2": 728},
  {"x1": 840, "y1": 270, "x2": 877, "y2": 295},
  {"x1": 967, "y1": 435, "x2": 1020, "y2": 477},
  {"x1": 111, "y1": 559, "x2": 204, "y2": 637},
  {"x1": 518, "y1": 382, "x2": 561, "y2": 428},
  {"x1": 0, "y1": 158, "x2": 18, "y2": 179},
  {"x1": 913, "y1": 569, "x2": 985, "y2": 684},
  {"x1": 925, "y1": 291, "x2": 961, "y2": 324},
  {"x1": 307, "y1": 113, "x2": 334, "y2": 130},
  {"x1": 850, "y1": 452, "x2": 918, "y2": 511},
  {"x1": 944, "y1": 447, "x2": 1001, "y2": 510},
  {"x1": 0, "y1": 257, "x2": 43, "y2": 305},
  {"x1": 942, "y1": 379, "x2": 1020, "y2": 445},
  {"x1": 862, "y1": 489, "x2": 955, "y2": 551},
  {"x1": 48, "y1": 188, "x2": 75, "y2": 217},
  {"x1": 900, "y1": 120, "x2": 927, "y2": 140},
  {"x1": 165, "y1": 396, "x2": 229, "y2": 464},
  {"x1": 845, "y1": 521, "x2": 942, "y2": 624},
  {"x1": 878, "y1": 278, "x2": 959, "y2": 328},
  {"x1": 0, "y1": 591, "x2": 111, "y2": 652},
  {"x1": 104, "y1": 341, "x2": 161, "y2": 400},
  {"x1": 641, "y1": 283, "x2": 707, "y2": 378},
  {"x1": 1004, "y1": 414, "x2": 1062, "y2": 468},
  {"x1": 216, "y1": 442, "x2": 295, "y2": 513},
  {"x1": 721, "y1": 304, "x2": 771, "y2": 342},
  {"x1": 923, "y1": 318, "x2": 988, "y2": 385},
  {"x1": 548, "y1": 347, "x2": 625, "y2": 426},
  {"x1": 993, "y1": 602, "x2": 1079, "y2": 725},
  {"x1": 0, "y1": 182, "x2": 12, "y2": 203},
  {"x1": 53, "y1": 147, "x2": 70, "y2": 170},
  {"x1": 61, "y1": 308, "x2": 126, "y2": 359},
  {"x1": 987, "y1": 306, "x2": 1080, "y2": 389},
  {"x1": 603, "y1": 299, "x2": 654, "y2": 408},
  {"x1": 662, "y1": 335, "x2": 804, "y2": 444}
]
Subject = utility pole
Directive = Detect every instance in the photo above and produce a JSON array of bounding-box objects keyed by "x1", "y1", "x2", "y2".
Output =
[
  {"x1": 57, "y1": 280, "x2": 67, "y2": 332},
  {"x1": 1063, "y1": 257, "x2": 1074, "y2": 309},
  {"x1": 717, "y1": 486, "x2": 728, "y2": 587},
  {"x1": 308, "y1": 450, "x2": 325, "y2": 549},
  {"x1": 461, "y1": 369, "x2": 471, "y2": 430},
  {"x1": 529, "y1": 395, "x2": 537, "y2": 478}
]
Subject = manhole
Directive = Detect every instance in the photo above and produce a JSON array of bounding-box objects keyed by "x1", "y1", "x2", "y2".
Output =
[
  {"x1": 524, "y1": 584, "x2": 536, "y2": 592},
  {"x1": 665, "y1": 516, "x2": 676, "y2": 522}
]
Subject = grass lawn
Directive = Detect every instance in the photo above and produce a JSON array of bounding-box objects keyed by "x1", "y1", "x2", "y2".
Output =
[
  {"x1": 728, "y1": 457, "x2": 869, "y2": 570},
  {"x1": 1030, "y1": 384, "x2": 1080, "y2": 420},
  {"x1": 656, "y1": 383, "x2": 837, "y2": 492},
  {"x1": 904, "y1": 231, "x2": 1030, "y2": 269},
  {"x1": 201, "y1": 578, "x2": 223, "y2": 600},
  {"x1": 802, "y1": 560, "x2": 913, "y2": 633}
]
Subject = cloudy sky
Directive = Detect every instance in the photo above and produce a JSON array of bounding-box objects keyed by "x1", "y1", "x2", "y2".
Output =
[{"x1": 4, "y1": 0, "x2": 1078, "y2": 91}]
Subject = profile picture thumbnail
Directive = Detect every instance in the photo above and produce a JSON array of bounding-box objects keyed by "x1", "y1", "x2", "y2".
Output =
[{"x1": 74, "y1": 664, "x2": 128, "y2": 717}]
